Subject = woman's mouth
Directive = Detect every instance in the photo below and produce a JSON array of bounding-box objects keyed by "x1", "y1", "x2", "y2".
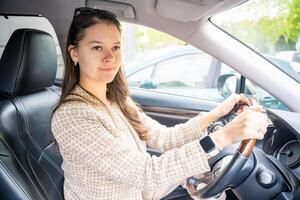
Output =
[{"x1": 98, "y1": 67, "x2": 114, "y2": 71}]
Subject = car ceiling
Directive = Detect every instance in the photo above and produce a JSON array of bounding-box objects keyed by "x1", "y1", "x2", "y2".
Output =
[{"x1": 0, "y1": 0, "x2": 245, "y2": 52}]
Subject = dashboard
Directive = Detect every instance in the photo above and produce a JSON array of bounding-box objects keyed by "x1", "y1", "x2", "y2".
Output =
[{"x1": 263, "y1": 109, "x2": 300, "y2": 179}]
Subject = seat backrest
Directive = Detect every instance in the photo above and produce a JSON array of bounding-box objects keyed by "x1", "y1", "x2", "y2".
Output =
[{"x1": 0, "y1": 29, "x2": 64, "y2": 200}]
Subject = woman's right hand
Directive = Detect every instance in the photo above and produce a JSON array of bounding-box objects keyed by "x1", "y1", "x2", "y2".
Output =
[{"x1": 210, "y1": 105, "x2": 269, "y2": 149}]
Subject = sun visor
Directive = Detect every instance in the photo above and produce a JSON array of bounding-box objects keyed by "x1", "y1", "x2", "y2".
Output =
[
  {"x1": 87, "y1": 0, "x2": 135, "y2": 19},
  {"x1": 155, "y1": 0, "x2": 226, "y2": 22}
]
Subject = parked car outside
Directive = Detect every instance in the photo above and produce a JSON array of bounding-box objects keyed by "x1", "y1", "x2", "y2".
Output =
[{"x1": 275, "y1": 50, "x2": 300, "y2": 73}]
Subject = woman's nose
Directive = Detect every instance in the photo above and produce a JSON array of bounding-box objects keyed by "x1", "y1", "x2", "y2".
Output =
[{"x1": 103, "y1": 49, "x2": 114, "y2": 63}]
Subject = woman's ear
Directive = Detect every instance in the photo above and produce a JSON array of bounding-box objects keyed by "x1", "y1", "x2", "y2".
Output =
[{"x1": 68, "y1": 45, "x2": 78, "y2": 64}]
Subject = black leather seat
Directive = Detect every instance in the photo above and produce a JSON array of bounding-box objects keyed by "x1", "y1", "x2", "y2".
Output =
[{"x1": 0, "y1": 29, "x2": 64, "y2": 200}]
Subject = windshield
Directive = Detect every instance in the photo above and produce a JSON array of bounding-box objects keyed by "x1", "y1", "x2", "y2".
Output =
[{"x1": 211, "y1": 0, "x2": 300, "y2": 83}]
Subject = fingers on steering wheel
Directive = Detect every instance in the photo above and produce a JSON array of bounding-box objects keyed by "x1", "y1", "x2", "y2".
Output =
[
  {"x1": 235, "y1": 104, "x2": 248, "y2": 114},
  {"x1": 239, "y1": 94, "x2": 251, "y2": 106},
  {"x1": 233, "y1": 102, "x2": 249, "y2": 115}
]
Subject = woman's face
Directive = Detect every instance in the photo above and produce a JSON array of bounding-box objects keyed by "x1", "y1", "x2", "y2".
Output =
[{"x1": 69, "y1": 22, "x2": 121, "y2": 85}]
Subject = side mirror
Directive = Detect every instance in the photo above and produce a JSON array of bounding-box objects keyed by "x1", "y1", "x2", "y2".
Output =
[
  {"x1": 139, "y1": 79, "x2": 157, "y2": 89},
  {"x1": 217, "y1": 73, "x2": 256, "y2": 98},
  {"x1": 217, "y1": 74, "x2": 238, "y2": 98}
]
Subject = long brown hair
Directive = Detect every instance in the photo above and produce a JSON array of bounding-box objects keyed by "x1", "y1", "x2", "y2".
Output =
[{"x1": 55, "y1": 8, "x2": 148, "y2": 141}]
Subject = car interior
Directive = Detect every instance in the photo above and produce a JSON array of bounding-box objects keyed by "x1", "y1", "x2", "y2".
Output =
[{"x1": 0, "y1": 0, "x2": 300, "y2": 200}]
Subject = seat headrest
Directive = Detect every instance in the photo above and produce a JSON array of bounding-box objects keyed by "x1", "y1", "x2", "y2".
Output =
[{"x1": 0, "y1": 29, "x2": 57, "y2": 95}]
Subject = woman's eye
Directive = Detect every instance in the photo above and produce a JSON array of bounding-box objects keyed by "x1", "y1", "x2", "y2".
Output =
[
  {"x1": 112, "y1": 46, "x2": 121, "y2": 51},
  {"x1": 92, "y1": 46, "x2": 102, "y2": 51}
]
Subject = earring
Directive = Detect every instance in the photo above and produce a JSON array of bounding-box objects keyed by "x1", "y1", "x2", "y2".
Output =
[{"x1": 74, "y1": 61, "x2": 78, "y2": 66}]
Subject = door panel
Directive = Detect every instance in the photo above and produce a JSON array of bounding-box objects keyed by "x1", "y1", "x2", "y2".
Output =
[{"x1": 130, "y1": 87, "x2": 218, "y2": 124}]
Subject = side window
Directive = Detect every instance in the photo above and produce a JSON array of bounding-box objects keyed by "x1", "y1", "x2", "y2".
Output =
[
  {"x1": 122, "y1": 22, "x2": 227, "y2": 102},
  {"x1": 220, "y1": 63, "x2": 236, "y2": 75},
  {"x1": 127, "y1": 65, "x2": 154, "y2": 88},
  {"x1": 0, "y1": 15, "x2": 64, "y2": 79},
  {"x1": 153, "y1": 54, "x2": 212, "y2": 89}
]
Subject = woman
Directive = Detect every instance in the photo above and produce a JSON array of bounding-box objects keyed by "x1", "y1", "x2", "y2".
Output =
[{"x1": 51, "y1": 7, "x2": 268, "y2": 200}]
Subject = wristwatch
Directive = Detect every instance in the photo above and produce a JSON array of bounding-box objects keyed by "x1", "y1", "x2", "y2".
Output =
[{"x1": 199, "y1": 134, "x2": 220, "y2": 157}]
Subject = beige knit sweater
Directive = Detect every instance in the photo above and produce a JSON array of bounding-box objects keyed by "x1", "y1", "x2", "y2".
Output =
[{"x1": 51, "y1": 85, "x2": 210, "y2": 200}]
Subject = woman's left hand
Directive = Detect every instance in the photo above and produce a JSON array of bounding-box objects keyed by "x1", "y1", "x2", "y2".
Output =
[{"x1": 211, "y1": 94, "x2": 251, "y2": 119}]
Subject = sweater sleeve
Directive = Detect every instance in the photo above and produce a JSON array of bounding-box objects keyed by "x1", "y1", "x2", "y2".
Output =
[
  {"x1": 140, "y1": 112, "x2": 207, "y2": 153},
  {"x1": 52, "y1": 102, "x2": 210, "y2": 192}
]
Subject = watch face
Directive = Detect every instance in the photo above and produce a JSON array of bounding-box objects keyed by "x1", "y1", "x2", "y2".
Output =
[{"x1": 200, "y1": 136, "x2": 215, "y2": 153}]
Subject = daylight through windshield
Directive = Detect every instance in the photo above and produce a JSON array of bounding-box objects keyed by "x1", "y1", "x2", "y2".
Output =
[{"x1": 212, "y1": 0, "x2": 300, "y2": 83}]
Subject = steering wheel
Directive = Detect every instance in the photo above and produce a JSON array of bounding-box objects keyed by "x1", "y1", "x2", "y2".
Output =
[{"x1": 191, "y1": 104, "x2": 257, "y2": 198}]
